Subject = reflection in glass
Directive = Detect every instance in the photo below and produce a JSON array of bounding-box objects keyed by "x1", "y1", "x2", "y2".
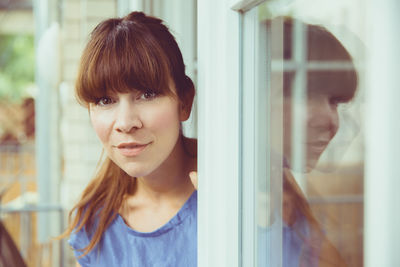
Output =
[{"x1": 256, "y1": 15, "x2": 363, "y2": 267}]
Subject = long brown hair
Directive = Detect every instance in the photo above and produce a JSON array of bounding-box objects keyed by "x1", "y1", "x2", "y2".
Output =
[{"x1": 60, "y1": 11, "x2": 195, "y2": 257}]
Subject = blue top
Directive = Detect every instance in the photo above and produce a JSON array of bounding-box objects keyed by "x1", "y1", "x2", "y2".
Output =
[
  {"x1": 258, "y1": 215, "x2": 321, "y2": 267},
  {"x1": 68, "y1": 191, "x2": 197, "y2": 267}
]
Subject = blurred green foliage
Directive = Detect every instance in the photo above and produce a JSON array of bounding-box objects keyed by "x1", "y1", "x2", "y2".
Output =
[{"x1": 0, "y1": 34, "x2": 35, "y2": 103}]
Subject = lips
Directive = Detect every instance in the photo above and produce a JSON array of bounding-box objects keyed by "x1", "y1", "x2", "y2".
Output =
[
  {"x1": 306, "y1": 141, "x2": 329, "y2": 153},
  {"x1": 116, "y1": 142, "x2": 150, "y2": 157}
]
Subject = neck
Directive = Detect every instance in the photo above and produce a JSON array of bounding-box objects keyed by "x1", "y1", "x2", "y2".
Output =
[{"x1": 135, "y1": 135, "x2": 196, "y2": 201}]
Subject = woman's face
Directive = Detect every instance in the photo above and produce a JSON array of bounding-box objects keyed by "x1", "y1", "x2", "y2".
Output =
[
  {"x1": 89, "y1": 89, "x2": 185, "y2": 178},
  {"x1": 283, "y1": 71, "x2": 356, "y2": 171}
]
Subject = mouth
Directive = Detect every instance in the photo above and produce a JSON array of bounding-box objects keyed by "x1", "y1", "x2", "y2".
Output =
[
  {"x1": 115, "y1": 142, "x2": 151, "y2": 157},
  {"x1": 306, "y1": 141, "x2": 329, "y2": 153}
]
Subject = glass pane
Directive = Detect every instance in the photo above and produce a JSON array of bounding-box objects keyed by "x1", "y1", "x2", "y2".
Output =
[{"x1": 247, "y1": 1, "x2": 365, "y2": 266}]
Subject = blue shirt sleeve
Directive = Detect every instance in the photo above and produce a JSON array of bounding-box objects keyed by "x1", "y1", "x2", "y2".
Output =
[{"x1": 68, "y1": 227, "x2": 91, "y2": 267}]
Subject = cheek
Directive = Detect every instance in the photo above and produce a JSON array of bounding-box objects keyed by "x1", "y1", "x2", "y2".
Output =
[
  {"x1": 282, "y1": 101, "x2": 292, "y2": 148},
  {"x1": 142, "y1": 101, "x2": 181, "y2": 135},
  {"x1": 90, "y1": 111, "x2": 113, "y2": 144},
  {"x1": 331, "y1": 111, "x2": 340, "y2": 134},
  {"x1": 283, "y1": 97, "x2": 309, "y2": 127},
  {"x1": 283, "y1": 100, "x2": 292, "y2": 130},
  {"x1": 154, "y1": 109, "x2": 179, "y2": 129},
  {"x1": 282, "y1": 98, "x2": 308, "y2": 140}
]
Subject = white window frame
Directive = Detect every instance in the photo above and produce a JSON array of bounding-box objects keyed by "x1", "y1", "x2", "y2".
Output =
[
  {"x1": 198, "y1": 1, "x2": 269, "y2": 266},
  {"x1": 364, "y1": 0, "x2": 400, "y2": 266},
  {"x1": 240, "y1": 6, "x2": 258, "y2": 267},
  {"x1": 237, "y1": 3, "x2": 284, "y2": 266},
  {"x1": 199, "y1": 0, "x2": 400, "y2": 267},
  {"x1": 198, "y1": 1, "x2": 243, "y2": 266}
]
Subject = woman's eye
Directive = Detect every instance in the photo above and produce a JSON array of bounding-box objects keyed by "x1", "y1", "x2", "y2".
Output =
[
  {"x1": 95, "y1": 97, "x2": 115, "y2": 106},
  {"x1": 140, "y1": 91, "x2": 158, "y2": 100}
]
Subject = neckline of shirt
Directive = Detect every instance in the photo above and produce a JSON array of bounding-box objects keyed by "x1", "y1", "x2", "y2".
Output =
[{"x1": 116, "y1": 190, "x2": 197, "y2": 237}]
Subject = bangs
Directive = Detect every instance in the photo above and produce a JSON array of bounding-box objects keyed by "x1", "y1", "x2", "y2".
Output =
[{"x1": 76, "y1": 19, "x2": 175, "y2": 105}]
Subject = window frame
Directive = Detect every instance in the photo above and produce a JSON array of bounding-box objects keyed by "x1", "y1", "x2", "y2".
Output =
[
  {"x1": 200, "y1": 0, "x2": 400, "y2": 266},
  {"x1": 237, "y1": 3, "x2": 285, "y2": 266},
  {"x1": 197, "y1": 1, "x2": 244, "y2": 266},
  {"x1": 198, "y1": 1, "x2": 275, "y2": 266}
]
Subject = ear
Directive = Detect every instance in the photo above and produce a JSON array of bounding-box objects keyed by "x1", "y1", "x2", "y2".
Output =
[{"x1": 179, "y1": 84, "x2": 195, "y2": 122}]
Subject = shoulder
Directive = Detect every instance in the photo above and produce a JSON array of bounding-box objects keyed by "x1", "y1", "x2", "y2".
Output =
[
  {"x1": 68, "y1": 226, "x2": 91, "y2": 266},
  {"x1": 68, "y1": 214, "x2": 124, "y2": 266}
]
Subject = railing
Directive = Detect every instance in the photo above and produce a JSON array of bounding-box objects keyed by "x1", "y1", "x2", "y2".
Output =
[
  {"x1": 0, "y1": 142, "x2": 66, "y2": 267},
  {"x1": 0, "y1": 204, "x2": 65, "y2": 267}
]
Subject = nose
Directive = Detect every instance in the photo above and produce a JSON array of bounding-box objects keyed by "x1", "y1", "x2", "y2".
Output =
[
  {"x1": 114, "y1": 99, "x2": 142, "y2": 133},
  {"x1": 307, "y1": 98, "x2": 339, "y2": 137}
]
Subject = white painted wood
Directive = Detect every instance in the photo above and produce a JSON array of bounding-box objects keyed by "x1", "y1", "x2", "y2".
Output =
[
  {"x1": 198, "y1": 0, "x2": 241, "y2": 266},
  {"x1": 364, "y1": 0, "x2": 400, "y2": 266},
  {"x1": 241, "y1": 7, "x2": 257, "y2": 267}
]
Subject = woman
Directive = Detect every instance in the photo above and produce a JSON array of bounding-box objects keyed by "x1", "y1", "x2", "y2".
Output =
[
  {"x1": 279, "y1": 18, "x2": 358, "y2": 266},
  {"x1": 62, "y1": 12, "x2": 198, "y2": 267},
  {"x1": 258, "y1": 17, "x2": 358, "y2": 267}
]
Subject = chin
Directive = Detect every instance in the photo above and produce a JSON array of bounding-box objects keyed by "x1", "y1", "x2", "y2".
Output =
[
  {"x1": 122, "y1": 167, "x2": 153, "y2": 178},
  {"x1": 286, "y1": 156, "x2": 320, "y2": 173},
  {"x1": 117, "y1": 162, "x2": 155, "y2": 178},
  {"x1": 289, "y1": 164, "x2": 314, "y2": 173},
  {"x1": 304, "y1": 163, "x2": 317, "y2": 173},
  {"x1": 306, "y1": 152, "x2": 324, "y2": 171}
]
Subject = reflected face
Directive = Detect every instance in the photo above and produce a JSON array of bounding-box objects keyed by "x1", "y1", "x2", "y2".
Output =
[
  {"x1": 283, "y1": 71, "x2": 357, "y2": 171},
  {"x1": 89, "y1": 90, "x2": 185, "y2": 177}
]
